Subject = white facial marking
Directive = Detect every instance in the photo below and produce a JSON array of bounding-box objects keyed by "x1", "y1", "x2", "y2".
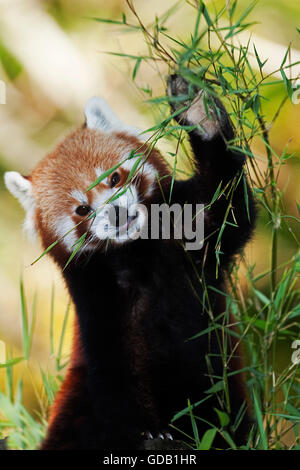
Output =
[
  {"x1": 23, "y1": 208, "x2": 37, "y2": 241},
  {"x1": 71, "y1": 190, "x2": 88, "y2": 205},
  {"x1": 56, "y1": 215, "x2": 77, "y2": 251},
  {"x1": 95, "y1": 166, "x2": 105, "y2": 178},
  {"x1": 125, "y1": 203, "x2": 147, "y2": 242},
  {"x1": 93, "y1": 187, "x2": 116, "y2": 212},
  {"x1": 66, "y1": 148, "x2": 156, "y2": 252},
  {"x1": 140, "y1": 162, "x2": 156, "y2": 196},
  {"x1": 122, "y1": 156, "x2": 156, "y2": 196},
  {"x1": 90, "y1": 182, "x2": 146, "y2": 244},
  {"x1": 94, "y1": 166, "x2": 109, "y2": 187},
  {"x1": 4, "y1": 171, "x2": 37, "y2": 238}
]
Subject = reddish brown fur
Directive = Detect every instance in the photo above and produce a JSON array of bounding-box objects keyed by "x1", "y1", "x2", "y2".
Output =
[
  {"x1": 47, "y1": 318, "x2": 85, "y2": 426},
  {"x1": 31, "y1": 128, "x2": 169, "y2": 265}
]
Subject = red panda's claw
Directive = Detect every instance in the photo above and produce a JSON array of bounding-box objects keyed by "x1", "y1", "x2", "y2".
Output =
[
  {"x1": 142, "y1": 431, "x2": 154, "y2": 440},
  {"x1": 142, "y1": 430, "x2": 173, "y2": 440}
]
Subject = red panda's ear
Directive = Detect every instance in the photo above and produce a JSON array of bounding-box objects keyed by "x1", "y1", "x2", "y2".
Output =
[
  {"x1": 84, "y1": 96, "x2": 146, "y2": 140},
  {"x1": 4, "y1": 172, "x2": 33, "y2": 209},
  {"x1": 4, "y1": 172, "x2": 37, "y2": 238}
]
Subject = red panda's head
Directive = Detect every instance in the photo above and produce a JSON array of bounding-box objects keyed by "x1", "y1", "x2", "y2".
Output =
[{"x1": 4, "y1": 97, "x2": 170, "y2": 262}]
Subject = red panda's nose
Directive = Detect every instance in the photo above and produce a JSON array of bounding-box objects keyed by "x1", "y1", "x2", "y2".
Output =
[{"x1": 108, "y1": 205, "x2": 128, "y2": 228}]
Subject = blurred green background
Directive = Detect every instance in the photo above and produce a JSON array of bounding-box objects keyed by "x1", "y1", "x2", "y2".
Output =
[{"x1": 0, "y1": 0, "x2": 299, "y2": 420}]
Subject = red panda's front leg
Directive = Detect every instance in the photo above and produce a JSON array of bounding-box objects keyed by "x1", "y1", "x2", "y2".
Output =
[{"x1": 168, "y1": 74, "x2": 256, "y2": 260}]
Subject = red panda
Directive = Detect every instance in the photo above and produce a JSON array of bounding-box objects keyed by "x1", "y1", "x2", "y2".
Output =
[{"x1": 5, "y1": 75, "x2": 256, "y2": 449}]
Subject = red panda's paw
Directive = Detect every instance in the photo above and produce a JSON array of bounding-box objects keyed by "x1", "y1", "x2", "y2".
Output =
[
  {"x1": 167, "y1": 74, "x2": 221, "y2": 141},
  {"x1": 167, "y1": 74, "x2": 195, "y2": 116}
]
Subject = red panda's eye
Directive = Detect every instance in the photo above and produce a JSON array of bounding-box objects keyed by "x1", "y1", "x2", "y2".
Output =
[
  {"x1": 110, "y1": 172, "x2": 121, "y2": 188},
  {"x1": 75, "y1": 205, "x2": 91, "y2": 216}
]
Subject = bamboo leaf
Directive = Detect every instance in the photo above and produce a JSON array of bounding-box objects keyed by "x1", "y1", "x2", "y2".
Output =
[
  {"x1": 86, "y1": 162, "x2": 122, "y2": 192},
  {"x1": 214, "y1": 408, "x2": 230, "y2": 427},
  {"x1": 64, "y1": 233, "x2": 87, "y2": 270},
  {"x1": 188, "y1": 398, "x2": 200, "y2": 447},
  {"x1": 253, "y1": 389, "x2": 268, "y2": 450},
  {"x1": 31, "y1": 239, "x2": 60, "y2": 265},
  {"x1": 280, "y1": 69, "x2": 293, "y2": 100},
  {"x1": 0, "y1": 357, "x2": 23, "y2": 369},
  {"x1": 132, "y1": 57, "x2": 142, "y2": 80},
  {"x1": 198, "y1": 428, "x2": 217, "y2": 450}
]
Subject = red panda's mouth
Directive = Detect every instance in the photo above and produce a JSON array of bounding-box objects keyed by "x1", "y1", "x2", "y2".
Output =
[
  {"x1": 126, "y1": 213, "x2": 138, "y2": 229},
  {"x1": 91, "y1": 200, "x2": 144, "y2": 245},
  {"x1": 116, "y1": 212, "x2": 138, "y2": 235}
]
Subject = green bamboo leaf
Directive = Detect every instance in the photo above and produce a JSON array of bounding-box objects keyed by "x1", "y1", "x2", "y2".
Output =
[
  {"x1": 110, "y1": 186, "x2": 128, "y2": 203},
  {"x1": 253, "y1": 93, "x2": 260, "y2": 114},
  {"x1": 40, "y1": 371, "x2": 58, "y2": 405},
  {"x1": 0, "y1": 40, "x2": 23, "y2": 80},
  {"x1": 86, "y1": 162, "x2": 122, "y2": 192},
  {"x1": 253, "y1": 289, "x2": 270, "y2": 306},
  {"x1": 214, "y1": 408, "x2": 230, "y2": 427},
  {"x1": 229, "y1": 0, "x2": 238, "y2": 18},
  {"x1": 253, "y1": 44, "x2": 267, "y2": 71},
  {"x1": 132, "y1": 57, "x2": 142, "y2": 80},
  {"x1": 193, "y1": 0, "x2": 202, "y2": 40},
  {"x1": 222, "y1": 431, "x2": 237, "y2": 449},
  {"x1": 126, "y1": 157, "x2": 143, "y2": 183},
  {"x1": 91, "y1": 17, "x2": 140, "y2": 30},
  {"x1": 0, "y1": 357, "x2": 23, "y2": 369},
  {"x1": 31, "y1": 239, "x2": 60, "y2": 265},
  {"x1": 187, "y1": 399, "x2": 200, "y2": 447},
  {"x1": 199, "y1": 1, "x2": 213, "y2": 27},
  {"x1": 171, "y1": 395, "x2": 212, "y2": 422},
  {"x1": 225, "y1": 1, "x2": 258, "y2": 39},
  {"x1": 281, "y1": 69, "x2": 293, "y2": 99},
  {"x1": 102, "y1": 51, "x2": 152, "y2": 60},
  {"x1": 198, "y1": 428, "x2": 217, "y2": 450},
  {"x1": 64, "y1": 233, "x2": 87, "y2": 270},
  {"x1": 205, "y1": 380, "x2": 224, "y2": 394},
  {"x1": 253, "y1": 389, "x2": 268, "y2": 450},
  {"x1": 280, "y1": 46, "x2": 291, "y2": 68},
  {"x1": 86, "y1": 151, "x2": 139, "y2": 193},
  {"x1": 92, "y1": 17, "x2": 127, "y2": 25}
]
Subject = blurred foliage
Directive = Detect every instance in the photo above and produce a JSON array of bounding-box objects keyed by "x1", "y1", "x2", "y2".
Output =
[{"x1": 0, "y1": 39, "x2": 23, "y2": 81}]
